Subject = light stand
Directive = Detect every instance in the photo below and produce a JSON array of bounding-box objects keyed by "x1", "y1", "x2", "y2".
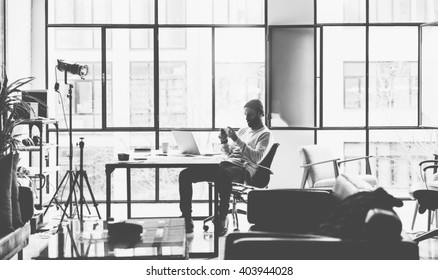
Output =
[
  {"x1": 45, "y1": 60, "x2": 99, "y2": 224},
  {"x1": 45, "y1": 73, "x2": 79, "y2": 218}
]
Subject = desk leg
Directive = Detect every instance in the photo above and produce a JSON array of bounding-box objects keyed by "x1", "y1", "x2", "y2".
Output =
[
  {"x1": 213, "y1": 184, "x2": 218, "y2": 258},
  {"x1": 208, "y1": 182, "x2": 213, "y2": 217},
  {"x1": 106, "y1": 169, "x2": 112, "y2": 219},
  {"x1": 127, "y1": 168, "x2": 131, "y2": 219}
]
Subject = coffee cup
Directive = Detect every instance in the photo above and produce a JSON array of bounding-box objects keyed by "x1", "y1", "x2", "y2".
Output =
[
  {"x1": 118, "y1": 153, "x2": 129, "y2": 161},
  {"x1": 162, "y1": 142, "x2": 169, "y2": 154}
]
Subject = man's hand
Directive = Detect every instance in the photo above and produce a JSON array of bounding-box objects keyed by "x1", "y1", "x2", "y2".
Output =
[
  {"x1": 227, "y1": 127, "x2": 238, "y2": 141},
  {"x1": 218, "y1": 128, "x2": 228, "y2": 144}
]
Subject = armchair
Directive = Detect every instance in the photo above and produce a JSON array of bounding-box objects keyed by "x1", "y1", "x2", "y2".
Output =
[
  {"x1": 299, "y1": 145, "x2": 377, "y2": 190},
  {"x1": 203, "y1": 143, "x2": 280, "y2": 232}
]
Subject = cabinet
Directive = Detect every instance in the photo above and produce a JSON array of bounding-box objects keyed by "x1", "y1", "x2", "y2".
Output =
[{"x1": 17, "y1": 119, "x2": 59, "y2": 210}]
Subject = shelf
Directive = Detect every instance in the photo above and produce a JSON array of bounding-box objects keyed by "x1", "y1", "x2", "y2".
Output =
[
  {"x1": 19, "y1": 118, "x2": 58, "y2": 125},
  {"x1": 25, "y1": 166, "x2": 61, "y2": 177},
  {"x1": 17, "y1": 143, "x2": 58, "y2": 151}
]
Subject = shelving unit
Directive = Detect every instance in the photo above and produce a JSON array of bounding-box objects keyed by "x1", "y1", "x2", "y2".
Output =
[{"x1": 17, "y1": 118, "x2": 59, "y2": 210}]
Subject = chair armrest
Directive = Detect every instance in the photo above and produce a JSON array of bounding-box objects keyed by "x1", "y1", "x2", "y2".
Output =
[
  {"x1": 231, "y1": 183, "x2": 254, "y2": 192},
  {"x1": 423, "y1": 165, "x2": 438, "y2": 172},
  {"x1": 419, "y1": 160, "x2": 438, "y2": 167},
  {"x1": 243, "y1": 162, "x2": 273, "y2": 174},
  {"x1": 301, "y1": 158, "x2": 341, "y2": 168},
  {"x1": 338, "y1": 155, "x2": 373, "y2": 164}
]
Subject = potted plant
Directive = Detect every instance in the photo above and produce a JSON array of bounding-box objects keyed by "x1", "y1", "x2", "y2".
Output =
[
  {"x1": 0, "y1": 72, "x2": 47, "y2": 234},
  {"x1": 0, "y1": 74, "x2": 37, "y2": 156}
]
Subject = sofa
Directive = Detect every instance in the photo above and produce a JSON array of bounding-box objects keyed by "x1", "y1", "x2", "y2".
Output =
[{"x1": 224, "y1": 174, "x2": 419, "y2": 260}]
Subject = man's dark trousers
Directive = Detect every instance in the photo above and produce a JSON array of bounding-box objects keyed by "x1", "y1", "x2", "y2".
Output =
[{"x1": 179, "y1": 161, "x2": 248, "y2": 219}]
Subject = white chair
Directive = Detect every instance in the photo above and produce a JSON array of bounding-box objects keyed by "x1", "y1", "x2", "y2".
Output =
[{"x1": 299, "y1": 145, "x2": 377, "y2": 190}]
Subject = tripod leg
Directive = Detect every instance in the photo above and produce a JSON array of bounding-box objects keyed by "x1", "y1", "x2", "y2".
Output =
[
  {"x1": 60, "y1": 177, "x2": 76, "y2": 223},
  {"x1": 71, "y1": 171, "x2": 81, "y2": 219},
  {"x1": 60, "y1": 171, "x2": 76, "y2": 218},
  {"x1": 44, "y1": 171, "x2": 69, "y2": 215},
  {"x1": 83, "y1": 171, "x2": 101, "y2": 219},
  {"x1": 76, "y1": 171, "x2": 92, "y2": 216}
]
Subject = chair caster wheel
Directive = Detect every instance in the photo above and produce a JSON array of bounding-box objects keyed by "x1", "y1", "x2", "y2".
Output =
[{"x1": 203, "y1": 225, "x2": 209, "y2": 231}]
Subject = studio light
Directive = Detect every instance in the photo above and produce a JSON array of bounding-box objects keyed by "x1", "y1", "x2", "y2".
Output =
[{"x1": 57, "y1": 59, "x2": 89, "y2": 79}]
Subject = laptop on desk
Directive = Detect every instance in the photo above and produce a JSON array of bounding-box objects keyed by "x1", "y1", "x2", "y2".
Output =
[{"x1": 172, "y1": 131, "x2": 220, "y2": 156}]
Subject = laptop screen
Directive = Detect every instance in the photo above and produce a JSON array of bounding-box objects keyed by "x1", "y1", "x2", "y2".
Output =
[{"x1": 172, "y1": 131, "x2": 201, "y2": 155}]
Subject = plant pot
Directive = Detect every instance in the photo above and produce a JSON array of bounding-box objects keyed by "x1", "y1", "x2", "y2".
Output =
[{"x1": 0, "y1": 153, "x2": 14, "y2": 236}]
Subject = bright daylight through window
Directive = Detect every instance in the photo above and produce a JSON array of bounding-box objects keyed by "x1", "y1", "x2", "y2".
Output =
[{"x1": 6, "y1": 0, "x2": 438, "y2": 208}]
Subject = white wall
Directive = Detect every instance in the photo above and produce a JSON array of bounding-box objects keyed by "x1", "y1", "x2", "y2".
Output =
[
  {"x1": 6, "y1": 0, "x2": 32, "y2": 83},
  {"x1": 269, "y1": 130, "x2": 314, "y2": 189}
]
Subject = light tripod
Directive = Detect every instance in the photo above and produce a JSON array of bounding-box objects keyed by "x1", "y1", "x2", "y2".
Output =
[
  {"x1": 45, "y1": 61, "x2": 100, "y2": 222},
  {"x1": 59, "y1": 137, "x2": 101, "y2": 222}
]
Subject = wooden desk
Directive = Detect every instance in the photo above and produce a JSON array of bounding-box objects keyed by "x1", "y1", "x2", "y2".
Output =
[{"x1": 105, "y1": 155, "x2": 224, "y2": 258}]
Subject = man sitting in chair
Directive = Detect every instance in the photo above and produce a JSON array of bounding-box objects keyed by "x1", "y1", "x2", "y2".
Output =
[{"x1": 179, "y1": 99, "x2": 273, "y2": 235}]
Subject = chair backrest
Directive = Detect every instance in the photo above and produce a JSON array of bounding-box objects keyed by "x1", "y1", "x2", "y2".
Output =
[
  {"x1": 299, "y1": 145, "x2": 338, "y2": 187},
  {"x1": 248, "y1": 143, "x2": 280, "y2": 188}
]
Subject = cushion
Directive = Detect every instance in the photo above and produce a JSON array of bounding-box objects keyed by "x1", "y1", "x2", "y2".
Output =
[
  {"x1": 313, "y1": 178, "x2": 336, "y2": 188},
  {"x1": 0, "y1": 153, "x2": 14, "y2": 236},
  {"x1": 358, "y1": 174, "x2": 378, "y2": 186},
  {"x1": 315, "y1": 187, "x2": 403, "y2": 240},
  {"x1": 364, "y1": 208, "x2": 402, "y2": 241},
  {"x1": 332, "y1": 173, "x2": 374, "y2": 201},
  {"x1": 11, "y1": 153, "x2": 23, "y2": 229}
]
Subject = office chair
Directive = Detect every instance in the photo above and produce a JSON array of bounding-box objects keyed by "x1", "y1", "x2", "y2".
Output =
[
  {"x1": 299, "y1": 145, "x2": 377, "y2": 190},
  {"x1": 203, "y1": 143, "x2": 280, "y2": 232},
  {"x1": 410, "y1": 158, "x2": 438, "y2": 242}
]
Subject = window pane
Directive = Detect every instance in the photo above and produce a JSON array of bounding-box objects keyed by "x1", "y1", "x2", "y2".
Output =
[
  {"x1": 421, "y1": 25, "x2": 438, "y2": 127},
  {"x1": 158, "y1": 0, "x2": 264, "y2": 24},
  {"x1": 317, "y1": 130, "x2": 368, "y2": 176},
  {"x1": 214, "y1": 0, "x2": 264, "y2": 24},
  {"x1": 369, "y1": 27, "x2": 418, "y2": 126},
  {"x1": 158, "y1": 0, "x2": 188, "y2": 24},
  {"x1": 215, "y1": 28, "x2": 265, "y2": 128},
  {"x1": 270, "y1": 28, "x2": 314, "y2": 127},
  {"x1": 268, "y1": 0, "x2": 314, "y2": 25},
  {"x1": 317, "y1": 0, "x2": 365, "y2": 23},
  {"x1": 369, "y1": 130, "x2": 438, "y2": 189},
  {"x1": 323, "y1": 27, "x2": 365, "y2": 127},
  {"x1": 106, "y1": 29, "x2": 154, "y2": 127},
  {"x1": 130, "y1": 0, "x2": 155, "y2": 24},
  {"x1": 57, "y1": 132, "x2": 155, "y2": 202},
  {"x1": 48, "y1": 28, "x2": 102, "y2": 129},
  {"x1": 48, "y1": 0, "x2": 154, "y2": 24},
  {"x1": 54, "y1": 29, "x2": 96, "y2": 49},
  {"x1": 159, "y1": 28, "x2": 212, "y2": 128},
  {"x1": 370, "y1": 0, "x2": 438, "y2": 23}
]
